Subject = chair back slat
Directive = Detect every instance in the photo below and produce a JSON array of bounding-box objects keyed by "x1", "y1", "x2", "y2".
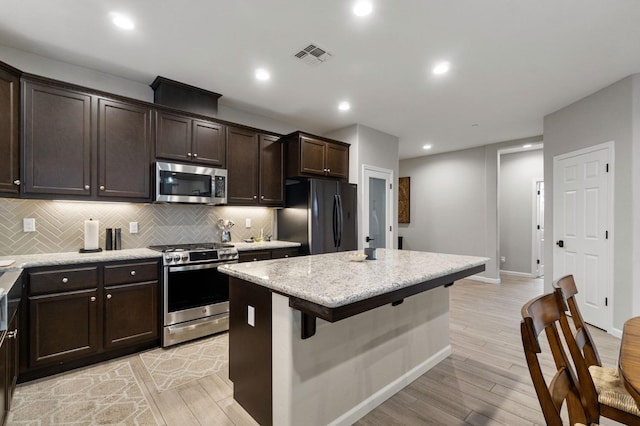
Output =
[
  {"x1": 553, "y1": 274, "x2": 602, "y2": 367},
  {"x1": 521, "y1": 292, "x2": 588, "y2": 426}
]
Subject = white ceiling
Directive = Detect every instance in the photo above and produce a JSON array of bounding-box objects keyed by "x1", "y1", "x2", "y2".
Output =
[{"x1": 1, "y1": 0, "x2": 639, "y2": 159}]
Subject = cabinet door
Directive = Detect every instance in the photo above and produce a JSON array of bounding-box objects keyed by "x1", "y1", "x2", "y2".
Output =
[
  {"x1": 299, "y1": 136, "x2": 326, "y2": 176},
  {"x1": 259, "y1": 135, "x2": 284, "y2": 206},
  {"x1": 270, "y1": 247, "x2": 299, "y2": 259},
  {"x1": 227, "y1": 127, "x2": 259, "y2": 204},
  {"x1": 98, "y1": 98, "x2": 152, "y2": 199},
  {"x1": 0, "y1": 329, "x2": 6, "y2": 425},
  {"x1": 192, "y1": 119, "x2": 225, "y2": 166},
  {"x1": 6, "y1": 310, "x2": 18, "y2": 412},
  {"x1": 0, "y1": 64, "x2": 20, "y2": 196},
  {"x1": 23, "y1": 81, "x2": 92, "y2": 196},
  {"x1": 238, "y1": 250, "x2": 272, "y2": 262},
  {"x1": 29, "y1": 289, "x2": 99, "y2": 368},
  {"x1": 155, "y1": 111, "x2": 192, "y2": 162},
  {"x1": 325, "y1": 143, "x2": 349, "y2": 180},
  {"x1": 104, "y1": 281, "x2": 158, "y2": 349}
]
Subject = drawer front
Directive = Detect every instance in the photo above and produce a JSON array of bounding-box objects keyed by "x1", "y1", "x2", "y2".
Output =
[
  {"x1": 29, "y1": 267, "x2": 98, "y2": 295},
  {"x1": 104, "y1": 261, "x2": 159, "y2": 286},
  {"x1": 238, "y1": 250, "x2": 272, "y2": 263},
  {"x1": 271, "y1": 248, "x2": 299, "y2": 259}
]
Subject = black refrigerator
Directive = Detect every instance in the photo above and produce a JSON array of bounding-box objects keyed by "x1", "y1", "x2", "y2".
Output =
[{"x1": 277, "y1": 179, "x2": 357, "y2": 255}]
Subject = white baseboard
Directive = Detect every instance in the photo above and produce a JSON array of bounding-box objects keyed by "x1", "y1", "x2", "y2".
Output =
[
  {"x1": 328, "y1": 345, "x2": 452, "y2": 426},
  {"x1": 609, "y1": 327, "x2": 622, "y2": 339},
  {"x1": 464, "y1": 274, "x2": 501, "y2": 284},
  {"x1": 500, "y1": 270, "x2": 536, "y2": 278}
]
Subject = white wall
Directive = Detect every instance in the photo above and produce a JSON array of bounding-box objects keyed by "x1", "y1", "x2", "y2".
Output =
[
  {"x1": 543, "y1": 74, "x2": 637, "y2": 331},
  {"x1": 399, "y1": 136, "x2": 543, "y2": 281},
  {"x1": 0, "y1": 45, "x2": 308, "y2": 137},
  {"x1": 499, "y1": 149, "x2": 543, "y2": 274},
  {"x1": 325, "y1": 124, "x2": 399, "y2": 250}
]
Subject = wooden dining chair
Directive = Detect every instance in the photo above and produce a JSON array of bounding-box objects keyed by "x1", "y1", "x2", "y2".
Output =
[
  {"x1": 521, "y1": 291, "x2": 590, "y2": 425},
  {"x1": 554, "y1": 275, "x2": 640, "y2": 425}
]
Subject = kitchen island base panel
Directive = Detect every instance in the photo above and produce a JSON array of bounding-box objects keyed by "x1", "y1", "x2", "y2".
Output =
[{"x1": 271, "y1": 286, "x2": 450, "y2": 426}]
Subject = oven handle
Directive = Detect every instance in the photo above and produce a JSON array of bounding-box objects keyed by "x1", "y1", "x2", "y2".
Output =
[{"x1": 168, "y1": 261, "x2": 238, "y2": 273}]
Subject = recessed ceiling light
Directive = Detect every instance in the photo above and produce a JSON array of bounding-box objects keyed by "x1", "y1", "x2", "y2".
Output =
[
  {"x1": 338, "y1": 101, "x2": 351, "y2": 111},
  {"x1": 523, "y1": 144, "x2": 532, "y2": 148},
  {"x1": 112, "y1": 13, "x2": 135, "y2": 30},
  {"x1": 255, "y1": 68, "x2": 270, "y2": 81},
  {"x1": 353, "y1": 1, "x2": 373, "y2": 16},
  {"x1": 422, "y1": 144, "x2": 433, "y2": 150},
  {"x1": 432, "y1": 61, "x2": 450, "y2": 75}
]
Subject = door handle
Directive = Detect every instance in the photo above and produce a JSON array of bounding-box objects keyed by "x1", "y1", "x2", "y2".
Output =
[
  {"x1": 366, "y1": 236, "x2": 374, "y2": 243},
  {"x1": 556, "y1": 240, "x2": 564, "y2": 248}
]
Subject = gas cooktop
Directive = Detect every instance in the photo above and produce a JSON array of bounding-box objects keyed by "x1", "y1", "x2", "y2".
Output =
[
  {"x1": 148, "y1": 242, "x2": 234, "y2": 253},
  {"x1": 149, "y1": 242, "x2": 238, "y2": 265}
]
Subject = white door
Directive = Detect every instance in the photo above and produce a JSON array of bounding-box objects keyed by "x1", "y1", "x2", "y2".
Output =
[
  {"x1": 553, "y1": 143, "x2": 612, "y2": 330},
  {"x1": 362, "y1": 165, "x2": 393, "y2": 249},
  {"x1": 533, "y1": 180, "x2": 545, "y2": 277}
]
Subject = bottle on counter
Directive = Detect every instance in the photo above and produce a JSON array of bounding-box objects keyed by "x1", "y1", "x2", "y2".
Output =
[{"x1": 114, "y1": 228, "x2": 122, "y2": 250}]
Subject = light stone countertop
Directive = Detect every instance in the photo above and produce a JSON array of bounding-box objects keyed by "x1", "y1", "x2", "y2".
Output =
[
  {"x1": 0, "y1": 248, "x2": 161, "y2": 272},
  {"x1": 232, "y1": 240, "x2": 301, "y2": 252},
  {"x1": 219, "y1": 249, "x2": 488, "y2": 308},
  {"x1": 0, "y1": 240, "x2": 301, "y2": 271}
]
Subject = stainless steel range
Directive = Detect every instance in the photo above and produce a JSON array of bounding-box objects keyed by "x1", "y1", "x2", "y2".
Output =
[{"x1": 149, "y1": 242, "x2": 239, "y2": 347}]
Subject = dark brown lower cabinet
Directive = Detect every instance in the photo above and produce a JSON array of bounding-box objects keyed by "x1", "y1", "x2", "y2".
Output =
[
  {"x1": 23, "y1": 259, "x2": 160, "y2": 381},
  {"x1": 238, "y1": 247, "x2": 300, "y2": 263},
  {"x1": 104, "y1": 282, "x2": 158, "y2": 349},
  {"x1": 29, "y1": 289, "x2": 99, "y2": 368}
]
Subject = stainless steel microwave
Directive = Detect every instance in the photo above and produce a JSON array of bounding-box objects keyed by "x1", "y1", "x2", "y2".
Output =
[{"x1": 155, "y1": 162, "x2": 227, "y2": 204}]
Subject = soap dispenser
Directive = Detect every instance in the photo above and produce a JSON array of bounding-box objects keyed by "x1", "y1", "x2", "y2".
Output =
[{"x1": 364, "y1": 237, "x2": 377, "y2": 260}]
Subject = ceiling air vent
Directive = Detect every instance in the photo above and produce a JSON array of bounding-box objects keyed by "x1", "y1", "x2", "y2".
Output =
[{"x1": 294, "y1": 43, "x2": 333, "y2": 66}]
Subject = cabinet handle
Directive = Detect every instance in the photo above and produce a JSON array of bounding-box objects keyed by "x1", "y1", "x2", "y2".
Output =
[
  {"x1": 253, "y1": 195, "x2": 257, "y2": 199},
  {"x1": 62, "y1": 277, "x2": 69, "y2": 283},
  {"x1": 84, "y1": 184, "x2": 90, "y2": 190},
  {"x1": 187, "y1": 152, "x2": 192, "y2": 157},
  {"x1": 13, "y1": 179, "x2": 20, "y2": 186},
  {"x1": 327, "y1": 168, "x2": 331, "y2": 173},
  {"x1": 99, "y1": 185, "x2": 105, "y2": 191},
  {"x1": 7, "y1": 329, "x2": 17, "y2": 339},
  {"x1": 284, "y1": 254, "x2": 289, "y2": 258},
  {"x1": 253, "y1": 258, "x2": 258, "y2": 261},
  {"x1": 106, "y1": 294, "x2": 112, "y2": 300},
  {"x1": 193, "y1": 153, "x2": 198, "y2": 158},
  {"x1": 261, "y1": 195, "x2": 265, "y2": 199},
  {"x1": 130, "y1": 270, "x2": 136, "y2": 276},
  {"x1": 90, "y1": 296, "x2": 96, "y2": 302}
]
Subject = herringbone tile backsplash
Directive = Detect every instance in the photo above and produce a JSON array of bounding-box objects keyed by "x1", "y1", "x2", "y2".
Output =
[{"x1": 0, "y1": 198, "x2": 275, "y2": 256}]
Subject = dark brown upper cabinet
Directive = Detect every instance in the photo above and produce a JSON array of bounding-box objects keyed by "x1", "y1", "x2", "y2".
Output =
[
  {"x1": 227, "y1": 127, "x2": 283, "y2": 206},
  {"x1": 21, "y1": 77, "x2": 152, "y2": 202},
  {"x1": 0, "y1": 62, "x2": 21, "y2": 197},
  {"x1": 98, "y1": 98, "x2": 152, "y2": 199},
  {"x1": 22, "y1": 79, "x2": 93, "y2": 197},
  {"x1": 283, "y1": 131, "x2": 349, "y2": 180},
  {"x1": 155, "y1": 110, "x2": 225, "y2": 167}
]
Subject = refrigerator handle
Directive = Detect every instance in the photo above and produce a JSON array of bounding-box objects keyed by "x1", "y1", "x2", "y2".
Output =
[
  {"x1": 336, "y1": 194, "x2": 343, "y2": 248},
  {"x1": 333, "y1": 194, "x2": 339, "y2": 248}
]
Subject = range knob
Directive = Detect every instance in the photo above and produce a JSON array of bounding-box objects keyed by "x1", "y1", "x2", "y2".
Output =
[{"x1": 181, "y1": 254, "x2": 189, "y2": 262}]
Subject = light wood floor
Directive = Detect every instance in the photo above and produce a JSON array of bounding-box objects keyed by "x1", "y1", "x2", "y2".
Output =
[
  {"x1": 11, "y1": 275, "x2": 625, "y2": 425},
  {"x1": 357, "y1": 275, "x2": 624, "y2": 426}
]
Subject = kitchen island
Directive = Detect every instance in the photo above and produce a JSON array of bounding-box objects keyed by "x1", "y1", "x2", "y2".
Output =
[{"x1": 219, "y1": 249, "x2": 488, "y2": 426}]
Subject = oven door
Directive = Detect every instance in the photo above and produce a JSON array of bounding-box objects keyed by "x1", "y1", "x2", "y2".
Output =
[{"x1": 163, "y1": 262, "x2": 232, "y2": 327}]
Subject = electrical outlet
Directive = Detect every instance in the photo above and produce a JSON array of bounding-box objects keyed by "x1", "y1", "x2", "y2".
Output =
[
  {"x1": 129, "y1": 222, "x2": 139, "y2": 234},
  {"x1": 23, "y1": 218, "x2": 36, "y2": 232},
  {"x1": 500, "y1": 256, "x2": 506, "y2": 263},
  {"x1": 245, "y1": 218, "x2": 252, "y2": 228},
  {"x1": 247, "y1": 305, "x2": 255, "y2": 327}
]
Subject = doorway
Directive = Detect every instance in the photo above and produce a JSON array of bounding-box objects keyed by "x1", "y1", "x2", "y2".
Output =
[
  {"x1": 553, "y1": 142, "x2": 613, "y2": 331},
  {"x1": 362, "y1": 165, "x2": 393, "y2": 249}
]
